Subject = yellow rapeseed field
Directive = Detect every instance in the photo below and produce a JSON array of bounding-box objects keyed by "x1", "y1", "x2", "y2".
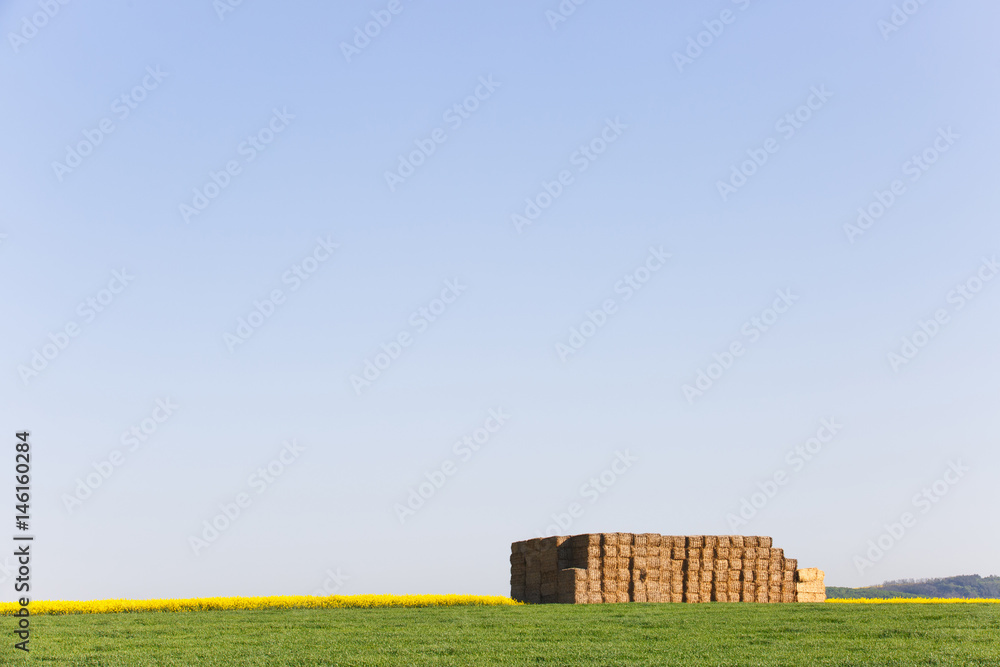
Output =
[
  {"x1": 827, "y1": 598, "x2": 1000, "y2": 604},
  {"x1": 0, "y1": 594, "x2": 521, "y2": 615}
]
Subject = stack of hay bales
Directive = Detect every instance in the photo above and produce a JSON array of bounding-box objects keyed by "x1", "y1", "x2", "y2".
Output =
[
  {"x1": 510, "y1": 534, "x2": 816, "y2": 604},
  {"x1": 795, "y1": 568, "x2": 826, "y2": 602}
]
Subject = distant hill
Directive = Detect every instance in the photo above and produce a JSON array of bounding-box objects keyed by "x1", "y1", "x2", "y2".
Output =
[{"x1": 828, "y1": 575, "x2": 1000, "y2": 599}]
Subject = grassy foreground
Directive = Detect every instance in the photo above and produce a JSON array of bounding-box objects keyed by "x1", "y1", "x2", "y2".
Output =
[{"x1": 9, "y1": 603, "x2": 1000, "y2": 666}]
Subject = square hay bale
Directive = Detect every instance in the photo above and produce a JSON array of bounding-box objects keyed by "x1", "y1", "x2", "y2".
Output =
[
  {"x1": 540, "y1": 583, "x2": 556, "y2": 599},
  {"x1": 781, "y1": 592, "x2": 795, "y2": 603},
  {"x1": 646, "y1": 569, "x2": 661, "y2": 582},
  {"x1": 683, "y1": 592, "x2": 701, "y2": 603},
  {"x1": 702, "y1": 547, "x2": 715, "y2": 560},
  {"x1": 667, "y1": 592, "x2": 682, "y2": 603},
  {"x1": 784, "y1": 559, "x2": 797, "y2": 571},
  {"x1": 632, "y1": 546, "x2": 648, "y2": 558},
  {"x1": 702, "y1": 558, "x2": 716, "y2": 571},
  {"x1": 717, "y1": 536, "x2": 732, "y2": 548},
  {"x1": 715, "y1": 559, "x2": 729, "y2": 571},
  {"x1": 668, "y1": 560, "x2": 683, "y2": 574},
  {"x1": 647, "y1": 589, "x2": 662, "y2": 603},
  {"x1": 699, "y1": 582, "x2": 713, "y2": 597},
  {"x1": 686, "y1": 535, "x2": 705, "y2": 548},
  {"x1": 647, "y1": 555, "x2": 661, "y2": 569},
  {"x1": 728, "y1": 570, "x2": 741, "y2": 582},
  {"x1": 744, "y1": 547, "x2": 757, "y2": 560},
  {"x1": 744, "y1": 536, "x2": 759, "y2": 548},
  {"x1": 712, "y1": 570, "x2": 728, "y2": 582},
  {"x1": 796, "y1": 581, "x2": 825, "y2": 595},
  {"x1": 729, "y1": 535, "x2": 745, "y2": 548},
  {"x1": 619, "y1": 544, "x2": 633, "y2": 558},
  {"x1": 526, "y1": 572, "x2": 542, "y2": 586},
  {"x1": 616, "y1": 568, "x2": 631, "y2": 582},
  {"x1": 511, "y1": 585, "x2": 526, "y2": 601},
  {"x1": 700, "y1": 570, "x2": 713, "y2": 583},
  {"x1": 644, "y1": 533, "x2": 662, "y2": 547},
  {"x1": 633, "y1": 590, "x2": 648, "y2": 603},
  {"x1": 633, "y1": 556, "x2": 648, "y2": 570},
  {"x1": 759, "y1": 536, "x2": 772, "y2": 548},
  {"x1": 728, "y1": 581, "x2": 742, "y2": 594},
  {"x1": 601, "y1": 591, "x2": 617, "y2": 603},
  {"x1": 526, "y1": 591, "x2": 541, "y2": 604},
  {"x1": 602, "y1": 545, "x2": 619, "y2": 558},
  {"x1": 756, "y1": 559, "x2": 770, "y2": 571},
  {"x1": 716, "y1": 547, "x2": 730, "y2": 559},
  {"x1": 587, "y1": 579, "x2": 602, "y2": 593},
  {"x1": 797, "y1": 568, "x2": 824, "y2": 583},
  {"x1": 729, "y1": 547, "x2": 744, "y2": 560},
  {"x1": 685, "y1": 559, "x2": 702, "y2": 571},
  {"x1": 671, "y1": 547, "x2": 686, "y2": 560},
  {"x1": 783, "y1": 571, "x2": 794, "y2": 583},
  {"x1": 755, "y1": 588, "x2": 769, "y2": 603},
  {"x1": 633, "y1": 534, "x2": 648, "y2": 547},
  {"x1": 798, "y1": 592, "x2": 826, "y2": 603},
  {"x1": 714, "y1": 591, "x2": 729, "y2": 603},
  {"x1": 739, "y1": 590, "x2": 755, "y2": 602},
  {"x1": 757, "y1": 548, "x2": 772, "y2": 560},
  {"x1": 686, "y1": 547, "x2": 702, "y2": 560},
  {"x1": 755, "y1": 570, "x2": 769, "y2": 585},
  {"x1": 618, "y1": 533, "x2": 634, "y2": 546},
  {"x1": 741, "y1": 570, "x2": 754, "y2": 582},
  {"x1": 603, "y1": 580, "x2": 620, "y2": 593},
  {"x1": 615, "y1": 591, "x2": 630, "y2": 603},
  {"x1": 770, "y1": 548, "x2": 783, "y2": 560},
  {"x1": 768, "y1": 571, "x2": 783, "y2": 584}
]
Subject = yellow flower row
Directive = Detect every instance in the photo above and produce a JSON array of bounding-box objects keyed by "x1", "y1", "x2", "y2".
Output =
[
  {"x1": 0, "y1": 594, "x2": 522, "y2": 616},
  {"x1": 826, "y1": 598, "x2": 1000, "y2": 604}
]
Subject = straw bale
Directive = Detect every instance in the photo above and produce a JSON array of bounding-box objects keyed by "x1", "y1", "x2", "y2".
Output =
[
  {"x1": 739, "y1": 590, "x2": 754, "y2": 602},
  {"x1": 796, "y1": 581, "x2": 825, "y2": 594},
  {"x1": 715, "y1": 547, "x2": 730, "y2": 560},
  {"x1": 757, "y1": 548, "x2": 772, "y2": 560},
  {"x1": 668, "y1": 560, "x2": 683, "y2": 574},
  {"x1": 755, "y1": 589, "x2": 769, "y2": 603},
  {"x1": 717, "y1": 536, "x2": 732, "y2": 548},
  {"x1": 770, "y1": 548, "x2": 783, "y2": 560},
  {"x1": 633, "y1": 590, "x2": 647, "y2": 603},
  {"x1": 783, "y1": 571, "x2": 794, "y2": 583},
  {"x1": 712, "y1": 570, "x2": 727, "y2": 583},
  {"x1": 700, "y1": 571, "x2": 713, "y2": 583},
  {"x1": 632, "y1": 556, "x2": 647, "y2": 570},
  {"x1": 601, "y1": 591, "x2": 617, "y2": 603},
  {"x1": 540, "y1": 583, "x2": 556, "y2": 597},
  {"x1": 671, "y1": 547, "x2": 686, "y2": 560},
  {"x1": 526, "y1": 572, "x2": 541, "y2": 586},
  {"x1": 743, "y1": 547, "x2": 757, "y2": 560},
  {"x1": 744, "y1": 536, "x2": 759, "y2": 548},
  {"x1": 702, "y1": 547, "x2": 715, "y2": 560},
  {"x1": 615, "y1": 591, "x2": 630, "y2": 603},
  {"x1": 618, "y1": 533, "x2": 634, "y2": 546},
  {"x1": 618, "y1": 544, "x2": 633, "y2": 558},
  {"x1": 647, "y1": 555, "x2": 661, "y2": 569},
  {"x1": 587, "y1": 579, "x2": 602, "y2": 593},
  {"x1": 646, "y1": 569, "x2": 661, "y2": 583},
  {"x1": 729, "y1": 535, "x2": 744, "y2": 548},
  {"x1": 759, "y1": 536, "x2": 772, "y2": 548},
  {"x1": 715, "y1": 559, "x2": 729, "y2": 571},
  {"x1": 684, "y1": 559, "x2": 701, "y2": 571},
  {"x1": 687, "y1": 547, "x2": 702, "y2": 560},
  {"x1": 686, "y1": 535, "x2": 704, "y2": 548},
  {"x1": 669, "y1": 592, "x2": 683, "y2": 603},
  {"x1": 602, "y1": 580, "x2": 620, "y2": 593},
  {"x1": 756, "y1": 559, "x2": 770, "y2": 571},
  {"x1": 797, "y1": 592, "x2": 826, "y2": 603},
  {"x1": 714, "y1": 591, "x2": 729, "y2": 603},
  {"x1": 741, "y1": 570, "x2": 754, "y2": 582},
  {"x1": 728, "y1": 570, "x2": 741, "y2": 582},
  {"x1": 601, "y1": 533, "x2": 618, "y2": 547},
  {"x1": 727, "y1": 581, "x2": 742, "y2": 594},
  {"x1": 702, "y1": 535, "x2": 716, "y2": 548},
  {"x1": 616, "y1": 568, "x2": 631, "y2": 582},
  {"x1": 797, "y1": 568, "x2": 824, "y2": 583},
  {"x1": 602, "y1": 545, "x2": 619, "y2": 558},
  {"x1": 768, "y1": 571, "x2": 783, "y2": 584},
  {"x1": 644, "y1": 533, "x2": 662, "y2": 547},
  {"x1": 755, "y1": 570, "x2": 768, "y2": 584},
  {"x1": 783, "y1": 559, "x2": 797, "y2": 571},
  {"x1": 729, "y1": 547, "x2": 744, "y2": 560},
  {"x1": 780, "y1": 592, "x2": 795, "y2": 603},
  {"x1": 526, "y1": 590, "x2": 541, "y2": 604},
  {"x1": 683, "y1": 592, "x2": 701, "y2": 603},
  {"x1": 632, "y1": 546, "x2": 648, "y2": 558},
  {"x1": 647, "y1": 589, "x2": 662, "y2": 603},
  {"x1": 699, "y1": 582, "x2": 713, "y2": 597},
  {"x1": 633, "y1": 534, "x2": 648, "y2": 547},
  {"x1": 702, "y1": 558, "x2": 715, "y2": 571}
]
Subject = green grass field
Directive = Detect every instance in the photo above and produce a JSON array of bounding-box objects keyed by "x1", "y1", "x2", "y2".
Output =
[{"x1": 12, "y1": 603, "x2": 1000, "y2": 666}]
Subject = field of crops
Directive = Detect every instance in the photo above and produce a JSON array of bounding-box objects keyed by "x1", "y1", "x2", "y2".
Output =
[{"x1": 6, "y1": 600, "x2": 999, "y2": 665}]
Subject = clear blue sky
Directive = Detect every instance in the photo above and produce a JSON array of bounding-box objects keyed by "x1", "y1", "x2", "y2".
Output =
[{"x1": 1, "y1": 0, "x2": 998, "y2": 600}]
